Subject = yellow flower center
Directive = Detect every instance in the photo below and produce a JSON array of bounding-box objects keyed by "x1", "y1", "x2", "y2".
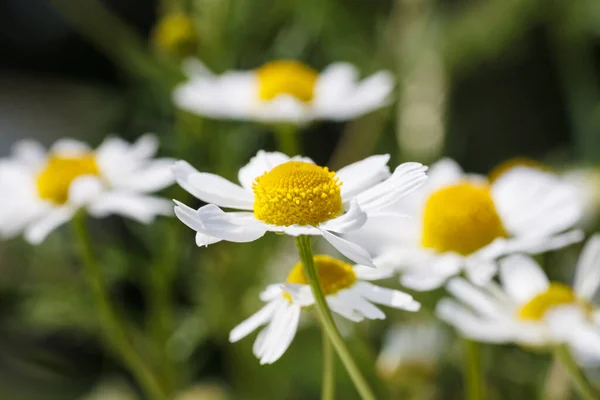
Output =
[
  {"x1": 489, "y1": 157, "x2": 550, "y2": 183},
  {"x1": 256, "y1": 61, "x2": 318, "y2": 103},
  {"x1": 252, "y1": 161, "x2": 342, "y2": 227},
  {"x1": 284, "y1": 255, "x2": 357, "y2": 301},
  {"x1": 421, "y1": 182, "x2": 507, "y2": 255},
  {"x1": 152, "y1": 13, "x2": 197, "y2": 56},
  {"x1": 517, "y1": 283, "x2": 579, "y2": 321},
  {"x1": 36, "y1": 154, "x2": 100, "y2": 204}
]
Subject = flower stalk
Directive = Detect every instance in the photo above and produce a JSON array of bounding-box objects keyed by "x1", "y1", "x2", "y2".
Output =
[
  {"x1": 555, "y1": 344, "x2": 598, "y2": 400},
  {"x1": 71, "y1": 212, "x2": 168, "y2": 400},
  {"x1": 295, "y1": 235, "x2": 376, "y2": 400},
  {"x1": 274, "y1": 124, "x2": 301, "y2": 156},
  {"x1": 464, "y1": 339, "x2": 484, "y2": 400},
  {"x1": 322, "y1": 333, "x2": 335, "y2": 400}
]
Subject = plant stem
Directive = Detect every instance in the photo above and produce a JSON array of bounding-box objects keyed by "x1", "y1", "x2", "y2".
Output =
[
  {"x1": 555, "y1": 344, "x2": 598, "y2": 400},
  {"x1": 322, "y1": 333, "x2": 335, "y2": 400},
  {"x1": 464, "y1": 339, "x2": 483, "y2": 400},
  {"x1": 295, "y1": 235, "x2": 376, "y2": 400},
  {"x1": 274, "y1": 124, "x2": 301, "y2": 156},
  {"x1": 71, "y1": 213, "x2": 168, "y2": 400}
]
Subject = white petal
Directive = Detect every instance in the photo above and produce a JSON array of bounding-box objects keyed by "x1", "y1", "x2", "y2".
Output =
[
  {"x1": 174, "y1": 202, "x2": 266, "y2": 243},
  {"x1": 129, "y1": 134, "x2": 159, "y2": 160},
  {"x1": 446, "y1": 278, "x2": 506, "y2": 318},
  {"x1": 24, "y1": 206, "x2": 76, "y2": 244},
  {"x1": 336, "y1": 290, "x2": 386, "y2": 320},
  {"x1": 327, "y1": 296, "x2": 364, "y2": 322},
  {"x1": 426, "y1": 158, "x2": 465, "y2": 188},
  {"x1": 318, "y1": 228, "x2": 375, "y2": 267},
  {"x1": 499, "y1": 255, "x2": 549, "y2": 303},
  {"x1": 399, "y1": 253, "x2": 463, "y2": 291},
  {"x1": 11, "y1": 139, "x2": 46, "y2": 169},
  {"x1": 229, "y1": 300, "x2": 279, "y2": 343},
  {"x1": 475, "y1": 231, "x2": 584, "y2": 261},
  {"x1": 68, "y1": 176, "x2": 104, "y2": 206},
  {"x1": 172, "y1": 161, "x2": 254, "y2": 210},
  {"x1": 319, "y1": 200, "x2": 367, "y2": 233},
  {"x1": 237, "y1": 150, "x2": 313, "y2": 190},
  {"x1": 354, "y1": 281, "x2": 417, "y2": 310},
  {"x1": 336, "y1": 155, "x2": 391, "y2": 200},
  {"x1": 260, "y1": 284, "x2": 284, "y2": 302},
  {"x1": 260, "y1": 304, "x2": 301, "y2": 364},
  {"x1": 50, "y1": 138, "x2": 91, "y2": 156},
  {"x1": 356, "y1": 162, "x2": 428, "y2": 213},
  {"x1": 492, "y1": 168, "x2": 582, "y2": 237},
  {"x1": 195, "y1": 232, "x2": 221, "y2": 247},
  {"x1": 463, "y1": 259, "x2": 498, "y2": 286},
  {"x1": 280, "y1": 283, "x2": 313, "y2": 306},
  {"x1": 88, "y1": 193, "x2": 172, "y2": 223},
  {"x1": 400, "y1": 271, "x2": 451, "y2": 291},
  {"x1": 276, "y1": 225, "x2": 322, "y2": 236},
  {"x1": 574, "y1": 234, "x2": 600, "y2": 300},
  {"x1": 353, "y1": 258, "x2": 396, "y2": 281},
  {"x1": 119, "y1": 159, "x2": 175, "y2": 192}
]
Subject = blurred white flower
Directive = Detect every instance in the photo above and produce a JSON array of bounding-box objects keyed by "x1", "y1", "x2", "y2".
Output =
[
  {"x1": 345, "y1": 158, "x2": 584, "y2": 291},
  {"x1": 376, "y1": 320, "x2": 447, "y2": 378},
  {"x1": 172, "y1": 151, "x2": 427, "y2": 267},
  {"x1": 173, "y1": 59, "x2": 394, "y2": 124},
  {"x1": 0, "y1": 134, "x2": 174, "y2": 244},
  {"x1": 229, "y1": 255, "x2": 420, "y2": 364},
  {"x1": 437, "y1": 235, "x2": 600, "y2": 362}
]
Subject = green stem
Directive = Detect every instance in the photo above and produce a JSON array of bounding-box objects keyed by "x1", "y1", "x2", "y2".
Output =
[
  {"x1": 295, "y1": 235, "x2": 376, "y2": 400},
  {"x1": 274, "y1": 124, "x2": 301, "y2": 156},
  {"x1": 322, "y1": 333, "x2": 335, "y2": 400},
  {"x1": 464, "y1": 339, "x2": 483, "y2": 400},
  {"x1": 71, "y1": 213, "x2": 168, "y2": 400},
  {"x1": 555, "y1": 344, "x2": 598, "y2": 400}
]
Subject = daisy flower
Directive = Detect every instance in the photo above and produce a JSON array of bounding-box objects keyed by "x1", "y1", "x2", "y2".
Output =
[
  {"x1": 436, "y1": 235, "x2": 600, "y2": 361},
  {"x1": 0, "y1": 134, "x2": 174, "y2": 244},
  {"x1": 173, "y1": 59, "x2": 394, "y2": 124},
  {"x1": 172, "y1": 151, "x2": 428, "y2": 266},
  {"x1": 229, "y1": 254, "x2": 421, "y2": 364},
  {"x1": 344, "y1": 158, "x2": 584, "y2": 290}
]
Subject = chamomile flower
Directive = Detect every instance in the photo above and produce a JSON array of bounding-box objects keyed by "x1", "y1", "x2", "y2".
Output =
[
  {"x1": 345, "y1": 158, "x2": 584, "y2": 290},
  {"x1": 436, "y1": 235, "x2": 600, "y2": 361},
  {"x1": 173, "y1": 59, "x2": 394, "y2": 124},
  {"x1": 172, "y1": 151, "x2": 428, "y2": 266},
  {"x1": 229, "y1": 255, "x2": 421, "y2": 364},
  {"x1": 0, "y1": 134, "x2": 174, "y2": 244}
]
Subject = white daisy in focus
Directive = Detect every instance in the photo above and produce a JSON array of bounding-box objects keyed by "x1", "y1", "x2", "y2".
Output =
[
  {"x1": 173, "y1": 59, "x2": 394, "y2": 124},
  {"x1": 345, "y1": 158, "x2": 584, "y2": 290},
  {"x1": 0, "y1": 134, "x2": 175, "y2": 244},
  {"x1": 437, "y1": 235, "x2": 600, "y2": 362},
  {"x1": 229, "y1": 254, "x2": 421, "y2": 364},
  {"x1": 172, "y1": 151, "x2": 428, "y2": 267}
]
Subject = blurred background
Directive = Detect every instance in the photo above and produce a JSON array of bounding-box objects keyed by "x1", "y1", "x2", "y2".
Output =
[{"x1": 1, "y1": 0, "x2": 600, "y2": 399}]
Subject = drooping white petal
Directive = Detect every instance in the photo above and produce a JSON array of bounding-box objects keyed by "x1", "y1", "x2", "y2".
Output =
[
  {"x1": 326, "y1": 296, "x2": 364, "y2": 322},
  {"x1": 492, "y1": 168, "x2": 582, "y2": 237},
  {"x1": 24, "y1": 206, "x2": 76, "y2": 245},
  {"x1": 252, "y1": 95, "x2": 312, "y2": 124},
  {"x1": 172, "y1": 161, "x2": 254, "y2": 210},
  {"x1": 573, "y1": 234, "x2": 600, "y2": 300},
  {"x1": 260, "y1": 304, "x2": 301, "y2": 364},
  {"x1": 229, "y1": 300, "x2": 279, "y2": 343},
  {"x1": 353, "y1": 281, "x2": 417, "y2": 310},
  {"x1": 280, "y1": 283, "x2": 313, "y2": 306},
  {"x1": 399, "y1": 252, "x2": 463, "y2": 291},
  {"x1": 318, "y1": 228, "x2": 375, "y2": 267},
  {"x1": 195, "y1": 232, "x2": 221, "y2": 247},
  {"x1": 88, "y1": 193, "x2": 172, "y2": 223},
  {"x1": 356, "y1": 162, "x2": 428, "y2": 213},
  {"x1": 260, "y1": 284, "x2": 284, "y2": 302},
  {"x1": 499, "y1": 255, "x2": 550, "y2": 303},
  {"x1": 174, "y1": 202, "x2": 267, "y2": 243},
  {"x1": 336, "y1": 290, "x2": 386, "y2": 320},
  {"x1": 319, "y1": 200, "x2": 367, "y2": 233},
  {"x1": 336, "y1": 154, "x2": 391, "y2": 200},
  {"x1": 68, "y1": 175, "x2": 104, "y2": 206}
]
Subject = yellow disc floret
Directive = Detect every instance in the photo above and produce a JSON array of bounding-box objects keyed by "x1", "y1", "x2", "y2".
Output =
[
  {"x1": 253, "y1": 161, "x2": 342, "y2": 227},
  {"x1": 421, "y1": 182, "x2": 507, "y2": 256},
  {"x1": 257, "y1": 61, "x2": 318, "y2": 103},
  {"x1": 489, "y1": 157, "x2": 550, "y2": 183},
  {"x1": 517, "y1": 283, "x2": 578, "y2": 321},
  {"x1": 284, "y1": 255, "x2": 357, "y2": 301},
  {"x1": 36, "y1": 154, "x2": 100, "y2": 204}
]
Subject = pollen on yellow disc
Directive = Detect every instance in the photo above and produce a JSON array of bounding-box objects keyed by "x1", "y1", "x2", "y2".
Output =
[
  {"x1": 421, "y1": 182, "x2": 507, "y2": 256},
  {"x1": 489, "y1": 157, "x2": 550, "y2": 183},
  {"x1": 256, "y1": 61, "x2": 318, "y2": 103},
  {"x1": 517, "y1": 283, "x2": 578, "y2": 321},
  {"x1": 252, "y1": 161, "x2": 342, "y2": 227},
  {"x1": 152, "y1": 13, "x2": 197, "y2": 56},
  {"x1": 284, "y1": 255, "x2": 357, "y2": 301},
  {"x1": 36, "y1": 154, "x2": 100, "y2": 204}
]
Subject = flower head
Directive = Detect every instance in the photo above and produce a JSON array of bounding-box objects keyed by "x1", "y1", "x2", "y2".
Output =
[
  {"x1": 345, "y1": 158, "x2": 584, "y2": 290},
  {"x1": 229, "y1": 255, "x2": 420, "y2": 364},
  {"x1": 0, "y1": 134, "x2": 174, "y2": 244},
  {"x1": 172, "y1": 151, "x2": 428, "y2": 266},
  {"x1": 173, "y1": 59, "x2": 395, "y2": 124},
  {"x1": 436, "y1": 235, "x2": 600, "y2": 363},
  {"x1": 152, "y1": 12, "x2": 197, "y2": 57}
]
